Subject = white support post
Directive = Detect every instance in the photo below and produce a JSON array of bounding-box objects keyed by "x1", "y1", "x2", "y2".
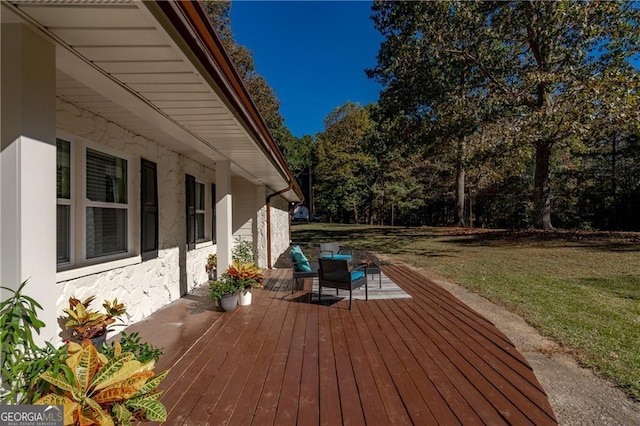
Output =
[
  {"x1": 1, "y1": 23, "x2": 57, "y2": 344},
  {"x1": 215, "y1": 160, "x2": 232, "y2": 270}
]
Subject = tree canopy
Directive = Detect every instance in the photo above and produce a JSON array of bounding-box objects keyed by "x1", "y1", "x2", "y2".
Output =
[{"x1": 367, "y1": 0, "x2": 640, "y2": 229}]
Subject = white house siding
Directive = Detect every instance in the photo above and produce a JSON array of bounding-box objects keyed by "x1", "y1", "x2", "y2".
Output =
[
  {"x1": 231, "y1": 177, "x2": 258, "y2": 267},
  {"x1": 232, "y1": 177, "x2": 255, "y2": 243},
  {"x1": 55, "y1": 99, "x2": 215, "y2": 331},
  {"x1": 228, "y1": 180, "x2": 292, "y2": 269}
]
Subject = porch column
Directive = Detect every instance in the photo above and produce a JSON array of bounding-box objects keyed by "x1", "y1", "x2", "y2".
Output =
[
  {"x1": 215, "y1": 160, "x2": 232, "y2": 270},
  {"x1": 1, "y1": 23, "x2": 57, "y2": 344}
]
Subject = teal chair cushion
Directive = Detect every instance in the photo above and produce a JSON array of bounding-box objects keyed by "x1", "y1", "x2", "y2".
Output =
[
  {"x1": 322, "y1": 253, "x2": 352, "y2": 261},
  {"x1": 351, "y1": 270, "x2": 365, "y2": 281},
  {"x1": 291, "y1": 245, "x2": 312, "y2": 272}
]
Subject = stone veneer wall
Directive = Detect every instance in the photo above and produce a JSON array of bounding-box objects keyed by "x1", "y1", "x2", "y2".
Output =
[
  {"x1": 269, "y1": 195, "x2": 291, "y2": 267},
  {"x1": 255, "y1": 186, "x2": 268, "y2": 269},
  {"x1": 251, "y1": 187, "x2": 291, "y2": 269},
  {"x1": 55, "y1": 99, "x2": 215, "y2": 330}
]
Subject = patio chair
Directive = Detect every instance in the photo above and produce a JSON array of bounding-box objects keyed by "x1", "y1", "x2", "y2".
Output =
[
  {"x1": 319, "y1": 242, "x2": 353, "y2": 262},
  {"x1": 290, "y1": 245, "x2": 318, "y2": 293},
  {"x1": 318, "y1": 258, "x2": 368, "y2": 310}
]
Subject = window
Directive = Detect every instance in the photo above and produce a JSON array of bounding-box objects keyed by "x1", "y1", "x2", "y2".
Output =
[
  {"x1": 57, "y1": 138, "x2": 72, "y2": 264},
  {"x1": 141, "y1": 159, "x2": 158, "y2": 260},
  {"x1": 196, "y1": 182, "x2": 206, "y2": 242},
  {"x1": 186, "y1": 174, "x2": 196, "y2": 250},
  {"x1": 85, "y1": 148, "x2": 128, "y2": 258},
  {"x1": 186, "y1": 175, "x2": 208, "y2": 249},
  {"x1": 211, "y1": 183, "x2": 217, "y2": 244},
  {"x1": 56, "y1": 136, "x2": 135, "y2": 270}
]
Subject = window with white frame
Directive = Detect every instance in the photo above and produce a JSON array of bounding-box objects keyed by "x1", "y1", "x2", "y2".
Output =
[{"x1": 56, "y1": 137, "x2": 133, "y2": 267}]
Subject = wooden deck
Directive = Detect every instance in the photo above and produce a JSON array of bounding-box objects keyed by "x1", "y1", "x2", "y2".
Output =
[{"x1": 126, "y1": 264, "x2": 557, "y2": 425}]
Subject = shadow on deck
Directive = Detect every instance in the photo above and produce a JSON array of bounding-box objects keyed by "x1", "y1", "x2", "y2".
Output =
[{"x1": 125, "y1": 265, "x2": 557, "y2": 425}]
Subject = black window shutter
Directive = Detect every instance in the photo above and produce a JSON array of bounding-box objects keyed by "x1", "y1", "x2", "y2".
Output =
[
  {"x1": 211, "y1": 183, "x2": 217, "y2": 244},
  {"x1": 141, "y1": 159, "x2": 158, "y2": 260},
  {"x1": 186, "y1": 174, "x2": 196, "y2": 250}
]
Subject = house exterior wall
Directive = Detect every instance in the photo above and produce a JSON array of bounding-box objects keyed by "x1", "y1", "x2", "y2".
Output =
[
  {"x1": 255, "y1": 186, "x2": 268, "y2": 269},
  {"x1": 270, "y1": 195, "x2": 291, "y2": 267},
  {"x1": 232, "y1": 177, "x2": 255, "y2": 244},
  {"x1": 1, "y1": 12, "x2": 301, "y2": 346},
  {"x1": 183, "y1": 160, "x2": 216, "y2": 291},
  {"x1": 230, "y1": 182, "x2": 291, "y2": 269},
  {"x1": 207, "y1": 182, "x2": 296, "y2": 274},
  {"x1": 55, "y1": 99, "x2": 215, "y2": 332}
]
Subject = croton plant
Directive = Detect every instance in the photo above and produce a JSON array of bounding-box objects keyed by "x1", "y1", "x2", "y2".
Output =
[
  {"x1": 35, "y1": 339, "x2": 169, "y2": 425},
  {"x1": 226, "y1": 261, "x2": 264, "y2": 290}
]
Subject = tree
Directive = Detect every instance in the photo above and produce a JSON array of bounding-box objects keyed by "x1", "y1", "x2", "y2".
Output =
[
  {"x1": 279, "y1": 131, "x2": 315, "y2": 207},
  {"x1": 369, "y1": 2, "x2": 498, "y2": 227},
  {"x1": 369, "y1": 1, "x2": 639, "y2": 229},
  {"x1": 365, "y1": 105, "x2": 432, "y2": 225},
  {"x1": 315, "y1": 103, "x2": 376, "y2": 223},
  {"x1": 202, "y1": 1, "x2": 287, "y2": 147}
]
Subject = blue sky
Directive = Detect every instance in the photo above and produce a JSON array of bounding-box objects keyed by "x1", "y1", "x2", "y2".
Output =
[
  {"x1": 230, "y1": 1, "x2": 383, "y2": 138},
  {"x1": 230, "y1": 1, "x2": 640, "y2": 140}
]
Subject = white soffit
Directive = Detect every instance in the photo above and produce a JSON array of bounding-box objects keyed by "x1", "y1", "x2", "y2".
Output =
[{"x1": 8, "y1": 0, "x2": 294, "y2": 195}]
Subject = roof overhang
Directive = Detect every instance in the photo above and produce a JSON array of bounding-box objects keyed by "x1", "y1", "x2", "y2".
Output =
[{"x1": 3, "y1": 0, "x2": 302, "y2": 202}]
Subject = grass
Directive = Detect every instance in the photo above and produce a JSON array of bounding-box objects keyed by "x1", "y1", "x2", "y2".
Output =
[{"x1": 291, "y1": 223, "x2": 640, "y2": 400}]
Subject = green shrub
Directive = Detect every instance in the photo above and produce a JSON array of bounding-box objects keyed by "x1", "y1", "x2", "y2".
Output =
[
  {"x1": 209, "y1": 277, "x2": 240, "y2": 301},
  {"x1": 232, "y1": 238, "x2": 254, "y2": 264},
  {"x1": 100, "y1": 331, "x2": 164, "y2": 363},
  {"x1": 0, "y1": 281, "x2": 71, "y2": 404}
]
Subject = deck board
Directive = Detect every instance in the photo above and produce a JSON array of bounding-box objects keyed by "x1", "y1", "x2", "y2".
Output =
[
  {"x1": 357, "y1": 301, "x2": 438, "y2": 425},
  {"x1": 126, "y1": 264, "x2": 557, "y2": 425},
  {"x1": 228, "y1": 273, "x2": 292, "y2": 425},
  {"x1": 330, "y1": 305, "x2": 365, "y2": 426},
  {"x1": 338, "y1": 305, "x2": 388, "y2": 425},
  {"x1": 318, "y1": 303, "x2": 343, "y2": 426}
]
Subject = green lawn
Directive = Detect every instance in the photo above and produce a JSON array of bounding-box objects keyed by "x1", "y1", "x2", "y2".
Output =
[{"x1": 291, "y1": 223, "x2": 640, "y2": 400}]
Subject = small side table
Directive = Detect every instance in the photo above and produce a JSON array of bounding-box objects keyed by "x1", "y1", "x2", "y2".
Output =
[{"x1": 360, "y1": 260, "x2": 382, "y2": 288}]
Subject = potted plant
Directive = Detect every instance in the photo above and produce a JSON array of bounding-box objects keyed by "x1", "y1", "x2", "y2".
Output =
[
  {"x1": 226, "y1": 261, "x2": 264, "y2": 306},
  {"x1": 61, "y1": 296, "x2": 126, "y2": 347},
  {"x1": 209, "y1": 277, "x2": 240, "y2": 312},
  {"x1": 205, "y1": 253, "x2": 217, "y2": 280},
  {"x1": 35, "y1": 339, "x2": 169, "y2": 424}
]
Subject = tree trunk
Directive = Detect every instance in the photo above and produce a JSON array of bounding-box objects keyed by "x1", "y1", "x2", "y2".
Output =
[
  {"x1": 611, "y1": 131, "x2": 617, "y2": 199},
  {"x1": 391, "y1": 203, "x2": 395, "y2": 227},
  {"x1": 455, "y1": 136, "x2": 466, "y2": 227},
  {"x1": 533, "y1": 141, "x2": 553, "y2": 230},
  {"x1": 468, "y1": 190, "x2": 473, "y2": 228}
]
